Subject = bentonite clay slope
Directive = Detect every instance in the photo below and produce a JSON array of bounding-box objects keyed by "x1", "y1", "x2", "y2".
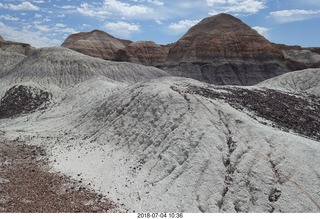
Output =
[
  {"x1": 0, "y1": 51, "x2": 26, "y2": 77},
  {"x1": 0, "y1": 37, "x2": 33, "y2": 56},
  {"x1": 62, "y1": 30, "x2": 131, "y2": 60},
  {"x1": 115, "y1": 41, "x2": 169, "y2": 66},
  {"x1": 258, "y1": 68, "x2": 320, "y2": 96},
  {"x1": 164, "y1": 13, "x2": 289, "y2": 85},
  {"x1": 1, "y1": 77, "x2": 319, "y2": 212},
  {"x1": 0, "y1": 46, "x2": 170, "y2": 89}
]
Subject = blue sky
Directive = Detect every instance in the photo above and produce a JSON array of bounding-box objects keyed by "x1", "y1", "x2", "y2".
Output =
[{"x1": 0, "y1": 0, "x2": 319, "y2": 48}]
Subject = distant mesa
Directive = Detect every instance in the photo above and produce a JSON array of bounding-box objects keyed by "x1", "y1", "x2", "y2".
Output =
[
  {"x1": 62, "y1": 30, "x2": 169, "y2": 67},
  {"x1": 60, "y1": 13, "x2": 320, "y2": 85},
  {"x1": 62, "y1": 29, "x2": 131, "y2": 61}
]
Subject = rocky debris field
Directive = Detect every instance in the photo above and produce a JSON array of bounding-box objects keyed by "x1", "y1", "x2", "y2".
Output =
[
  {"x1": 185, "y1": 85, "x2": 320, "y2": 141},
  {"x1": 0, "y1": 85, "x2": 51, "y2": 119},
  {"x1": 0, "y1": 140, "x2": 117, "y2": 213}
]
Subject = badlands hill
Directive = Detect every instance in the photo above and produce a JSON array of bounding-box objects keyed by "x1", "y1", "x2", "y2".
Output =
[
  {"x1": 0, "y1": 46, "x2": 169, "y2": 118},
  {"x1": 0, "y1": 75, "x2": 319, "y2": 212},
  {"x1": 1, "y1": 40, "x2": 320, "y2": 212},
  {"x1": 62, "y1": 30, "x2": 131, "y2": 61},
  {"x1": 1, "y1": 13, "x2": 320, "y2": 212},
  {"x1": 62, "y1": 13, "x2": 320, "y2": 85},
  {"x1": 63, "y1": 31, "x2": 169, "y2": 67},
  {"x1": 0, "y1": 35, "x2": 33, "y2": 56},
  {"x1": 0, "y1": 46, "x2": 169, "y2": 89},
  {"x1": 164, "y1": 13, "x2": 288, "y2": 85}
]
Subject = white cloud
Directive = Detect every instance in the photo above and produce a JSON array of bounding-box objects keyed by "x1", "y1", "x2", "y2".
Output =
[
  {"x1": 104, "y1": 21, "x2": 140, "y2": 37},
  {"x1": 104, "y1": 0, "x2": 153, "y2": 17},
  {"x1": 34, "y1": 13, "x2": 42, "y2": 18},
  {"x1": 207, "y1": 0, "x2": 266, "y2": 14},
  {"x1": 269, "y1": 9, "x2": 320, "y2": 23},
  {"x1": 77, "y1": 3, "x2": 111, "y2": 18},
  {"x1": 155, "y1": 19, "x2": 163, "y2": 25},
  {"x1": 147, "y1": 0, "x2": 164, "y2": 6},
  {"x1": 34, "y1": 24, "x2": 51, "y2": 32},
  {"x1": 0, "y1": 22, "x2": 61, "y2": 48},
  {"x1": 130, "y1": 0, "x2": 164, "y2": 6},
  {"x1": 55, "y1": 27, "x2": 77, "y2": 34},
  {"x1": 252, "y1": 26, "x2": 270, "y2": 37},
  {"x1": 0, "y1": 2, "x2": 40, "y2": 11},
  {"x1": 0, "y1": 15, "x2": 20, "y2": 21},
  {"x1": 168, "y1": 19, "x2": 200, "y2": 34},
  {"x1": 77, "y1": 0, "x2": 154, "y2": 19},
  {"x1": 56, "y1": 23, "x2": 67, "y2": 28},
  {"x1": 58, "y1": 5, "x2": 77, "y2": 9}
]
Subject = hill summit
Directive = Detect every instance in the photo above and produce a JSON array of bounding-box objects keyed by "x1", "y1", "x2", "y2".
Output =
[
  {"x1": 62, "y1": 30, "x2": 131, "y2": 61},
  {"x1": 164, "y1": 13, "x2": 289, "y2": 85}
]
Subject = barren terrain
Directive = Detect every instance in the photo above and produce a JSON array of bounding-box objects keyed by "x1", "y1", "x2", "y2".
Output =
[{"x1": 0, "y1": 140, "x2": 117, "y2": 213}]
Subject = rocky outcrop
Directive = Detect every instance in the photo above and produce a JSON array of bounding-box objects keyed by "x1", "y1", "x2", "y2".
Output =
[
  {"x1": 62, "y1": 30, "x2": 131, "y2": 61},
  {"x1": 273, "y1": 43, "x2": 320, "y2": 70},
  {"x1": 0, "y1": 85, "x2": 51, "y2": 119},
  {"x1": 115, "y1": 41, "x2": 169, "y2": 67},
  {"x1": 0, "y1": 38, "x2": 33, "y2": 56},
  {"x1": 163, "y1": 13, "x2": 290, "y2": 85}
]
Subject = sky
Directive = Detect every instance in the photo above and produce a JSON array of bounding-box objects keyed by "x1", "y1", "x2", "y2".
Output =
[{"x1": 0, "y1": 0, "x2": 320, "y2": 48}]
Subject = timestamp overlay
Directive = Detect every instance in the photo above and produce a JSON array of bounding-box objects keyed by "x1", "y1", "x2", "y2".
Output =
[
  {"x1": 24, "y1": 213, "x2": 319, "y2": 219},
  {"x1": 137, "y1": 213, "x2": 183, "y2": 219}
]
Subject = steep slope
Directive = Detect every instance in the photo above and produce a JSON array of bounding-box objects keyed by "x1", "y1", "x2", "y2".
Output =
[
  {"x1": 163, "y1": 13, "x2": 289, "y2": 85},
  {"x1": 1, "y1": 77, "x2": 319, "y2": 213},
  {"x1": 115, "y1": 41, "x2": 169, "y2": 67},
  {"x1": 0, "y1": 51, "x2": 26, "y2": 77},
  {"x1": 0, "y1": 35, "x2": 4, "y2": 41},
  {"x1": 258, "y1": 68, "x2": 320, "y2": 96},
  {"x1": 62, "y1": 30, "x2": 131, "y2": 60},
  {"x1": 0, "y1": 47, "x2": 170, "y2": 90}
]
